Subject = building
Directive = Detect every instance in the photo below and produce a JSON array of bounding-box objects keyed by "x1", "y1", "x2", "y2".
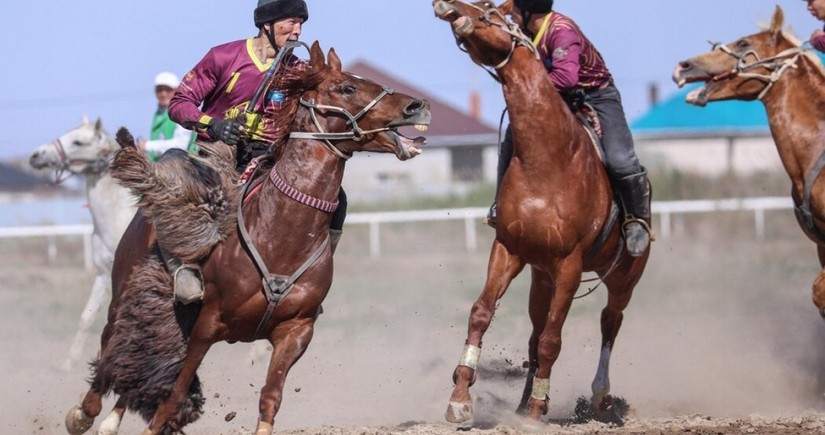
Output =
[
  {"x1": 631, "y1": 84, "x2": 778, "y2": 176},
  {"x1": 343, "y1": 61, "x2": 499, "y2": 201}
]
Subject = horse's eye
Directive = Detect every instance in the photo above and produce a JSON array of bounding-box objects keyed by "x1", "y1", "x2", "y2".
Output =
[
  {"x1": 736, "y1": 40, "x2": 750, "y2": 49},
  {"x1": 73, "y1": 140, "x2": 84, "y2": 147},
  {"x1": 341, "y1": 85, "x2": 357, "y2": 96}
]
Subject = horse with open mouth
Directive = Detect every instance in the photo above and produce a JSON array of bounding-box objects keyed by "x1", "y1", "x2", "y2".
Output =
[
  {"x1": 64, "y1": 41, "x2": 430, "y2": 435},
  {"x1": 673, "y1": 6, "x2": 825, "y2": 316},
  {"x1": 434, "y1": 0, "x2": 651, "y2": 426}
]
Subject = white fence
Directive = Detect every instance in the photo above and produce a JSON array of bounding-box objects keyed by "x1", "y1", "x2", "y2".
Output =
[{"x1": 0, "y1": 196, "x2": 796, "y2": 264}]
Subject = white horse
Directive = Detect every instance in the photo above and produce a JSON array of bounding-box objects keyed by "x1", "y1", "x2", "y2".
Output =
[{"x1": 29, "y1": 116, "x2": 137, "y2": 371}]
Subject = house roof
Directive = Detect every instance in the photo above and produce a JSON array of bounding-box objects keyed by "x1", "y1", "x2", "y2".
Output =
[
  {"x1": 346, "y1": 60, "x2": 496, "y2": 137},
  {"x1": 631, "y1": 50, "x2": 825, "y2": 137}
]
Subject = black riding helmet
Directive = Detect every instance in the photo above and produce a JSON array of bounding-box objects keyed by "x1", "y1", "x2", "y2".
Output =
[
  {"x1": 513, "y1": 0, "x2": 554, "y2": 14},
  {"x1": 254, "y1": 0, "x2": 309, "y2": 28}
]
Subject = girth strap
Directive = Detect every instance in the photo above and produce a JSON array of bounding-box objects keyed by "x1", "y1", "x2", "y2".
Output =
[
  {"x1": 794, "y1": 149, "x2": 825, "y2": 243},
  {"x1": 237, "y1": 165, "x2": 329, "y2": 341}
]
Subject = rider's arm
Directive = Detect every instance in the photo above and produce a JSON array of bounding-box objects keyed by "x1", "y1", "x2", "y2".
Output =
[
  {"x1": 143, "y1": 124, "x2": 194, "y2": 157},
  {"x1": 168, "y1": 49, "x2": 222, "y2": 134},
  {"x1": 544, "y1": 26, "x2": 583, "y2": 91}
]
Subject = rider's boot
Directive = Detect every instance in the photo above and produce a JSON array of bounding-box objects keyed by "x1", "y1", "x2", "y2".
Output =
[
  {"x1": 329, "y1": 229, "x2": 343, "y2": 254},
  {"x1": 616, "y1": 168, "x2": 653, "y2": 257},
  {"x1": 160, "y1": 248, "x2": 204, "y2": 304}
]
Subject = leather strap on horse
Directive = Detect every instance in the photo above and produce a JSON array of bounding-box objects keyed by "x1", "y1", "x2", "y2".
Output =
[
  {"x1": 237, "y1": 165, "x2": 330, "y2": 341},
  {"x1": 795, "y1": 149, "x2": 825, "y2": 243}
]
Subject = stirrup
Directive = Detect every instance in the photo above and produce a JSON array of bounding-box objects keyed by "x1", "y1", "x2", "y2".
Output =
[
  {"x1": 622, "y1": 217, "x2": 656, "y2": 241},
  {"x1": 484, "y1": 204, "x2": 497, "y2": 228},
  {"x1": 171, "y1": 264, "x2": 204, "y2": 304}
]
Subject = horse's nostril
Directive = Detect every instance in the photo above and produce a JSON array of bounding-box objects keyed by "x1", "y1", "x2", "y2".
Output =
[
  {"x1": 679, "y1": 61, "x2": 692, "y2": 70},
  {"x1": 404, "y1": 100, "x2": 425, "y2": 116}
]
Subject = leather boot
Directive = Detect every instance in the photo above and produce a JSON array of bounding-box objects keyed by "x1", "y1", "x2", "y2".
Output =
[
  {"x1": 329, "y1": 229, "x2": 343, "y2": 254},
  {"x1": 485, "y1": 203, "x2": 497, "y2": 228},
  {"x1": 160, "y1": 248, "x2": 204, "y2": 304},
  {"x1": 615, "y1": 169, "x2": 653, "y2": 257}
]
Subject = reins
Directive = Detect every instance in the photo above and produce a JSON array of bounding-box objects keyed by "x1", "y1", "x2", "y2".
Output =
[
  {"x1": 443, "y1": 0, "x2": 538, "y2": 83},
  {"x1": 48, "y1": 136, "x2": 112, "y2": 184},
  {"x1": 709, "y1": 41, "x2": 807, "y2": 100}
]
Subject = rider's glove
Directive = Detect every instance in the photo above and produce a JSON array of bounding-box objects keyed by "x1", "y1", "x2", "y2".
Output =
[{"x1": 206, "y1": 119, "x2": 243, "y2": 146}]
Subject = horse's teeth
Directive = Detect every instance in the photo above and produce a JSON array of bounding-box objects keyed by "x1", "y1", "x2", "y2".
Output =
[{"x1": 414, "y1": 124, "x2": 428, "y2": 132}]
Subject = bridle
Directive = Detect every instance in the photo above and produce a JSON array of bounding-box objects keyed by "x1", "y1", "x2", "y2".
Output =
[
  {"x1": 708, "y1": 40, "x2": 808, "y2": 100},
  {"x1": 46, "y1": 135, "x2": 112, "y2": 183},
  {"x1": 289, "y1": 85, "x2": 397, "y2": 160},
  {"x1": 443, "y1": 0, "x2": 538, "y2": 82}
]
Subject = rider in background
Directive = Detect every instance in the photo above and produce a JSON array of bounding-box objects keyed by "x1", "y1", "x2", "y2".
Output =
[
  {"x1": 490, "y1": 0, "x2": 652, "y2": 256},
  {"x1": 167, "y1": 0, "x2": 348, "y2": 304},
  {"x1": 803, "y1": 0, "x2": 825, "y2": 52},
  {"x1": 139, "y1": 72, "x2": 197, "y2": 162}
]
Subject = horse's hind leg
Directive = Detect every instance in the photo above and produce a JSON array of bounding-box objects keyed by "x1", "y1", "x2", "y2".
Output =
[
  {"x1": 255, "y1": 317, "x2": 317, "y2": 435},
  {"x1": 589, "y1": 254, "x2": 646, "y2": 414},
  {"x1": 63, "y1": 272, "x2": 109, "y2": 371},
  {"x1": 143, "y1": 314, "x2": 217, "y2": 434},
  {"x1": 446, "y1": 241, "x2": 524, "y2": 424},
  {"x1": 97, "y1": 398, "x2": 127, "y2": 435}
]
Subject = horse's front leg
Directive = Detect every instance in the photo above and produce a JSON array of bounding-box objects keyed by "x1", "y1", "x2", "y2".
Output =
[
  {"x1": 525, "y1": 255, "x2": 583, "y2": 420},
  {"x1": 516, "y1": 268, "x2": 554, "y2": 414},
  {"x1": 445, "y1": 240, "x2": 524, "y2": 424},
  {"x1": 255, "y1": 317, "x2": 316, "y2": 435},
  {"x1": 142, "y1": 311, "x2": 218, "y2": 435}
]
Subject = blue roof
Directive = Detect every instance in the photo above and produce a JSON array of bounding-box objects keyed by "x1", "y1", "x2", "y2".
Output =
[
  {"x1": 630, "y1": 84, "x2": 769, "y2": 135},
  {"x1": 631, "y1": 49, "x2": 825, "y2": 136}
]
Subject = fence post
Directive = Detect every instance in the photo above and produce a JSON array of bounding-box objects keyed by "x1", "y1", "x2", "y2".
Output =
[
  {"x1": 464, "y1": 216, "x2": 477, "y2": 252},
  {"x1": 754, "y1": 208, "x2": 765, "y2": 241},
  {"x1": 369, "y1": 220, "x2": 381, "y2": 258},
  {"x1": 84, "y1": 232, "x2": 93, "y2": 271}
]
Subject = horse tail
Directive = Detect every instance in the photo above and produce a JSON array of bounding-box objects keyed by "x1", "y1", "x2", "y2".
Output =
[{"x1": 92, "y1": 257, "x2": 205, "y2": 427}]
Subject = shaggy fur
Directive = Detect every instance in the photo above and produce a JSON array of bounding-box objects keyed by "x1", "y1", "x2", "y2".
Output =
[
  {"x1": 90, "y1": 256, "x2": 204, "y2": 429},
  {"x1": 110, "y1": 129, "x2": 239, "y2": 262}
]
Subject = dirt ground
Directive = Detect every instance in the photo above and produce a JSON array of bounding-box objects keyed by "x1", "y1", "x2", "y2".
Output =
[{"x1": 3, "y1": 212, "x2": 825, "y2": 434}]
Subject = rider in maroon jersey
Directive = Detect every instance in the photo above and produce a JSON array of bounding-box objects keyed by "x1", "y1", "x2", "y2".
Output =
[{"x1": 166, "y1": 0, "x2": 348, "y2": 305}]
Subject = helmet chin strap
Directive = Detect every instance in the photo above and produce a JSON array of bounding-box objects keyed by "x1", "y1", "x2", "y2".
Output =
[{"x1": 263, "y1": 23, "x2": 279, "y2": 52}]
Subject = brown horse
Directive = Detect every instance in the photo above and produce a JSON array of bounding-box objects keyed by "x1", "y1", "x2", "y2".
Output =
[
  {"x1": 433, "y1": 0, "x2": 650, "y2": 425},
  {"x1": 64, "y1": 41, "x2": 431, "y2": 435},
  {"x1": 673, "y1": 6, "x2": 825, "y2": 315}
]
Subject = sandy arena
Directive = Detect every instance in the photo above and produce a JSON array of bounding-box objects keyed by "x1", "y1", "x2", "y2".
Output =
[{"x1": 3, "y1": 213, "x2": 825, "y2": 434}]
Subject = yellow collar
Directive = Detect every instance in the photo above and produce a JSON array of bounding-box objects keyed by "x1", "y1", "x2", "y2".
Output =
[
  {"x1": 246, "y1": 38, "x2": 273, "y2": 72},
  {"x1": 531, "y1": 12, "x2": 553, "y2": 46}
]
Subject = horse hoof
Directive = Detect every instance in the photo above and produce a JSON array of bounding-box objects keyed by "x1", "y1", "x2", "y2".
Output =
[
  {"x1": 65, "y1": 406, "x2": 94, "y2": 435},
  {"x1": 255, "y1": 421, "x2": 274, "y2": 435},
  {"x1": 445, "y1": 401, "x2": 473, "y2": 424}
]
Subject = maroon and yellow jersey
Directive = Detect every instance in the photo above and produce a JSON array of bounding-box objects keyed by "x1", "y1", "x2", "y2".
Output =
[
  {"x1": 532, "y1": 12, "x2": 612, "y2": 91},
  {"x1": 169, "y1": 38, "x2": 300, "y2": 143}
]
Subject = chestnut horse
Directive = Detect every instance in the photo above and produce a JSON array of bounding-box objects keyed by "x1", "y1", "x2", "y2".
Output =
[
  {"x1": 434, "y1": 0, "x2": 649, "y2": 424},
  {"x1": 64, "y1": 42, "x2": 430, "y2": 435},
  {"x1": 673, "y1": 6, "x2": 825, "y2": 315}
]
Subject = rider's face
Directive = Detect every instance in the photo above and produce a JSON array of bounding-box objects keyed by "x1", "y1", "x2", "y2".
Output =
[
  {"x1": 271, "y1": 17, "x2": 303, "y2": 47},
  {"x1": 807, "y1": 0, "x2": 825, "y2": 21}
]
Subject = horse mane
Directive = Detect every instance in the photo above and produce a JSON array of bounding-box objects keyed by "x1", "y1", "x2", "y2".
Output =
[
  {"x1": 754, "y1": 23, "x2": 823, "y2": 68},
  {"x1": 265, "y1": 62, "x2": 328, "y2": 152}
]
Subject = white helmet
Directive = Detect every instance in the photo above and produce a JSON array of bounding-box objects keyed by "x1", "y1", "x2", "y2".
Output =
[{"x1": 154, "y1": 72, "x2": 180, "y2": 89}]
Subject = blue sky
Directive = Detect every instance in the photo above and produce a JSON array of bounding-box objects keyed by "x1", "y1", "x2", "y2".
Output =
[{"x1": 0, "y1": 1, "x2": 817, "y2": 160}]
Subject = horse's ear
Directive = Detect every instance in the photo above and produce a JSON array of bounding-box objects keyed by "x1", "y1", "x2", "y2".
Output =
[
  {"x1": 498, "y1": 0, "x2": 513, "y2": 15},
  {"x1": 309, "y1": 41, "x2": 325, "y2": 68},
  {"x1": 327, "y1": 48, "x2": 342, "y2": 72},
  {"x1": 81, "y1": 114, "x2": 90, "y2": 125},
  {"x1": 770, "y1": 5, "x2": 785, "y2": 36},
  {"x1": 94, "y1": 117, "x2": 103, "y2": 133}
]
